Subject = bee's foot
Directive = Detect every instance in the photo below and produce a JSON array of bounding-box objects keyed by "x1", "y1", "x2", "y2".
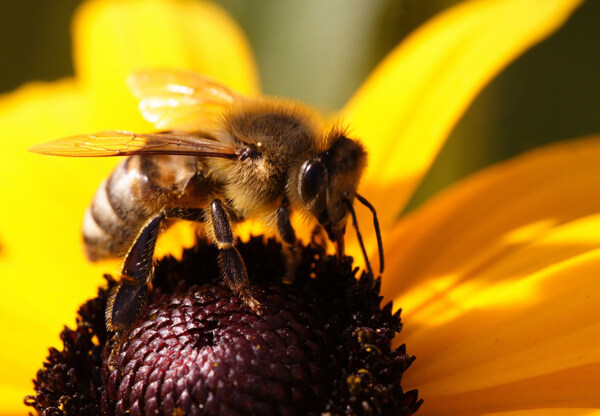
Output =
[
  {"x1": 107, "y1": 332, "x2": 126, "y2": 371},
  {"x1": 241, "y1": 293, "x2": 263, "y2": 315}
]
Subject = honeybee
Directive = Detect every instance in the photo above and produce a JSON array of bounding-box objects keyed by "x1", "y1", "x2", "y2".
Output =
[{"x1": 30, "y1": 69, "x2": 383, "y2": 332}]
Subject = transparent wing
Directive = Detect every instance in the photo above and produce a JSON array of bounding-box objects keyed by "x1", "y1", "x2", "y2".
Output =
[
  {"x1": 127, "y1": 69, "x2": 243, "y2": 130},
  {"x1": 29, "y1": 130, "x2": 237, "y2": 158}
]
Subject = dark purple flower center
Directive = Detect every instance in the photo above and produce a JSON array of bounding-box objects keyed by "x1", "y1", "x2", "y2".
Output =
[{"x1": 26, "y1": 237, "x2": 422, "y2": 415}]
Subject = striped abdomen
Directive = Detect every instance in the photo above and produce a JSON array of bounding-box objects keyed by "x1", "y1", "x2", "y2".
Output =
[{"x1": 82, "y1": 154, "x2": 201, "y2": 261}]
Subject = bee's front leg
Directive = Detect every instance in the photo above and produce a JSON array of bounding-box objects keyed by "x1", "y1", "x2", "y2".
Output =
[
  {"x1": 106, "y1": 213, "x2": 164, "y2": 332},
  {"x1": 210, "y1": 199, "x2": 260, "y2": 311},
  {"x1": 276, "y1": 199, "x2": 299, "y2": 283}
]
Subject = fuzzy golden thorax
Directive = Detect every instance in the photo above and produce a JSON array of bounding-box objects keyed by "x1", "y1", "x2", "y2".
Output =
[{"x1": 211, "y1": 97, "x2": 325, "y2": 219}]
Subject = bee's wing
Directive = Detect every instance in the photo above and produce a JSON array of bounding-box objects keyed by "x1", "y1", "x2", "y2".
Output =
[
  {"x1": 29, "y1": 131, "x2": 237, "y2": 158},
  {"x1": 127, "y1": 69, "x2": 243, "y2": 131}
]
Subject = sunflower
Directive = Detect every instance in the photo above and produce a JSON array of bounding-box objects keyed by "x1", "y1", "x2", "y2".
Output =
[{"x1": 0, "y1": 0, "x2": 597, "y2": 414}]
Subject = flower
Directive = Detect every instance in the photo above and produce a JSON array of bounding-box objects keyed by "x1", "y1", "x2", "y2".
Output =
[{"x1": 0, "y1": 0, "x2": 596, "y2": 414}]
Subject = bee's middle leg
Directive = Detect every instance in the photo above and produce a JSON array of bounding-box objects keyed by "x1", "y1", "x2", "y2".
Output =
[
  {"x1": 276, "y1": 199, "x2": 298, "y2": 283},
  {"x1": 210, "y1": 199, "x2": 260, "y2": 311}
]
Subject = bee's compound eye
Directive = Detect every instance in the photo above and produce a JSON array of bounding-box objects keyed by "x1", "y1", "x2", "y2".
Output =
[{"x1": 300, "y1": 160, "x2": 325, "y2": 201}]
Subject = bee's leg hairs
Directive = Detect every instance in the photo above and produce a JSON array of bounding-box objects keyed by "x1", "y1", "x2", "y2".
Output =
[
  {"x1": 106, "y1": 213, "x2": 164, "y2": 331},
  {"x1": 210, "y1": 199, "x2": 260, "y2": 312}
]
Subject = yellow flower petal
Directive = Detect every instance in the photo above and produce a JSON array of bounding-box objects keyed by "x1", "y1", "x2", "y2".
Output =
[
  {"x1": 380, "y1": 137, "x2": 600, "y2": 413},
  {"x1": 74, "y1": 0, "x2": 259, "y2": 130},
  {"x1": 0, "y1": 385, "x2": 31, "y2": 414},
  {"x1": 0, "y1": 80, "x2": 113, "y2": 409},
  {"x1": 343, "y1": 0, "x2": 583, "y2": 228},
  {"x1": 409, "y1": 246, "x2": 600, "y2": 414},
  {"x1": 384, "y1": 136, "x2": 600, "y2": 303},
  {"x1": 403, "y1": 215, "x2": 600, "y2": 339}
]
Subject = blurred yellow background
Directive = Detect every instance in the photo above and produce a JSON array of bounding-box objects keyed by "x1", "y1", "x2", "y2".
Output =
[{"x1": 1, "y1": 0, "x2": 598, "y2": 210}]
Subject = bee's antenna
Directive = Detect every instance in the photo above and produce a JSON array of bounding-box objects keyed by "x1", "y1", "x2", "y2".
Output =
[
  {"x1": 344, "y1": 199, "x2": 373, "y2": 277},
  {"x1": 355, "y1": 193, "x2": 384, "y2": 273}
]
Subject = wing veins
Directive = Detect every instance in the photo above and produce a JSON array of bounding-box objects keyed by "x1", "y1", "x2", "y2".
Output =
[{"x1": 29, "y1": 131, "x2": 237, "y2": 158}]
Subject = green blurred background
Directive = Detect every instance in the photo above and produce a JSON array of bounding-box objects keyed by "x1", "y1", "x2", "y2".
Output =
[{"x1": 1, "y1": 0, "x2": 599, "y2": 211}]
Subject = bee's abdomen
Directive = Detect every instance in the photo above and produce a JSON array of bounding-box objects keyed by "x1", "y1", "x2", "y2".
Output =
[{"x1": 82, "y1": 158, "x2": 155, "y2": 261}]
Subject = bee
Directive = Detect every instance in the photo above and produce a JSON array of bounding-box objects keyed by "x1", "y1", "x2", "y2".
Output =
[{"x1": 30, "y1": 69, "x2": 383, "y2": 332}]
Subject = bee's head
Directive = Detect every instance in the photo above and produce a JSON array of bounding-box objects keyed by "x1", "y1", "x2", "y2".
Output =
[
  {"x1": 299, "y1": 133, "x2": 366, "y2": 236},
  {"x1": 295, "y1": 132, "x2": 382, "y2": 274}
]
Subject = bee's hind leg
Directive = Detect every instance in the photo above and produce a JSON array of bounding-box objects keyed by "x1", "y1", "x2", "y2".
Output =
[
  {"x1": 106, "y1": 213, "x2": 164, "y2": 332},
  {"x1": 210, "y1": 199, "x2": 261, "y2": 312}
]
